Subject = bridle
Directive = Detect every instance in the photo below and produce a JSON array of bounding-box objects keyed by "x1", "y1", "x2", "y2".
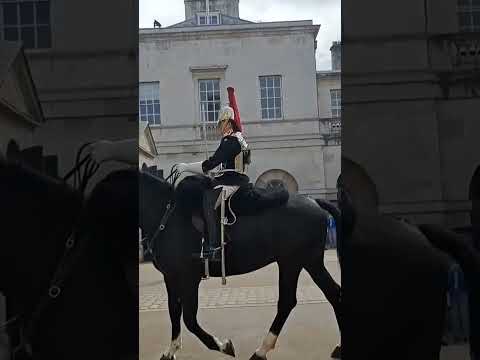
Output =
[
  {"x1": 142, "y1": 166, "x2": 178, "y2": 257},
  {"x1": 1, "y1": 143, "x2": 100, "y2": 359}
]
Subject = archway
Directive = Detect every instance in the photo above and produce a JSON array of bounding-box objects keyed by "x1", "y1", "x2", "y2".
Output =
[
  {"x1": 470, "y1": 165, "x2": 480, "y2": 249},
  {"x1": 255, "y1": 169, "x2": 299, "y2": 195},
  {"x1": 469, "y1": 165, "x2": 480, "y2": 201},
  {"x1": 339, "y1": 157, "x2": 379, "y2": 215},
  {"x1": 468, "y1": 166, "x2": 480, "y2": 360}
]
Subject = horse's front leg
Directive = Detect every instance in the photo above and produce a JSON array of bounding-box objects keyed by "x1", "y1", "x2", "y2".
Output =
[
  {"x1": 249, "y1": 263, "x2": 302, "y2": 360},
  {"x1": 160, "y1": 275, "x2": 183, "y2": 360},
  {"x1": 181, "y1": 276, "x2": 236, "y2": 357}
]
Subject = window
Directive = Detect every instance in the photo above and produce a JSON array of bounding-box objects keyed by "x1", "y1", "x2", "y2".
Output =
[
  {"x1": 199, "y1": 79, "x2": 220, "y2": 122},
  {"x1": 458, "y1": 0, "x2": 480, "y2": 32},
  {"x1": 197, "y1": 12, "x2": 220, "y2": 25},
  {"x1": 330, "y1": 89, "x2": 341, "y2": 118},
  {"x1": 260, "y1": 75, "x2": 282, "y2": 120},
  {"x1": 1, "y1": 0, "x2": 51, "y2": 48},
  {"x1": 210, "y1": 14, "x2": 219, "y2": 25},
  {"x1": 139, "y1": 82, "x2": 161, "y2": 125}
]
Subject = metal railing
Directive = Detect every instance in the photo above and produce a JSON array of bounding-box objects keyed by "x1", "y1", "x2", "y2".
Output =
[
  {"x1": 198, "y1": 121, "x2": 218, "y2": 141},
  {"x1": 154, "y1": 117, "x2": 341, "y2": 144},
  {"x1": 319, "y1": 117, "x2": 342, "y2": 141},
  {"x1": 430, "y1": 32, "x2": 480, "y2": 69}
]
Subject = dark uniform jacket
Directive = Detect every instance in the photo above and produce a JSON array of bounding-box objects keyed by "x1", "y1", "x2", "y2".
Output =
[{"x1": 201, "y1": 135, "x2": 249, "y2": 186}]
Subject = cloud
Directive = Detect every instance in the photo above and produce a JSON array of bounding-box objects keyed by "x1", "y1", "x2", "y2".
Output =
[{"x1": 139, "y1": 0, "x2": 340, "y2": 70}]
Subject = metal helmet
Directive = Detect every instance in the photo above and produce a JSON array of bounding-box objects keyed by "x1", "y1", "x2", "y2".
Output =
[{"x1": 217, "y1": 105, "x2": 234, "y2": 126}]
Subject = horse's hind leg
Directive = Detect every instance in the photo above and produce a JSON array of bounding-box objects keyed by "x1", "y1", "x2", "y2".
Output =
[
  {"x1": 181, "y1": 278, "x2": 236, "y2": 357},
  {"x1": 250, "y1": 263, "x2": 302, "y2": 360},
  {"x1": 304, "y1": 262, "x2": 342, "y2": 358},
  {"x1": 161, "y1": 275, "x2": 183, "y2": 360}
]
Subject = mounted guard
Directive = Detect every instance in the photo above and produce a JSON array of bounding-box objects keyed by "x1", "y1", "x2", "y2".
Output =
[{"x1": 176, "y1": 87, "x2": 251, "y2": 260}]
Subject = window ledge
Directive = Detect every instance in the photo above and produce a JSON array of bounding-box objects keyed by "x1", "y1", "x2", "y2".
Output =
[{"x1": 190, "y1": 65, "x2": 228, "y2": 73}]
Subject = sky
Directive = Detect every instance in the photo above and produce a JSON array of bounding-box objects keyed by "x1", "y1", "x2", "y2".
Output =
[{"x1": 139, "y1": 0, "x2": 341, "y2": 71}]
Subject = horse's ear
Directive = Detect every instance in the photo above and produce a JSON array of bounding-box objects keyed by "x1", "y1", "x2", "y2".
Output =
[
  {"x1": 20, "y1": 145, "x2": 44, "y2": 171},
  {"x1": 6, "y1": 139, "x2": 21, "y2": 161}
]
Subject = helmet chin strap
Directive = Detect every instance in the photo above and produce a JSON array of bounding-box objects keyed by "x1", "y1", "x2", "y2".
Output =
[{"x1": 220, "y1": 121, "x2": 234, "y2": 137}]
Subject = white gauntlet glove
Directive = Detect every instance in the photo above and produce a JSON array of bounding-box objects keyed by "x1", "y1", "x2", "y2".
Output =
[{"x1": 176, "y1": 161, "x2": 204, "y2": 175}]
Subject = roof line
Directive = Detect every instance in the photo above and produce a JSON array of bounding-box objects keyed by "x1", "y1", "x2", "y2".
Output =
[{"x1": 140, "y1": 19, "x2": 319, "y2": 32}]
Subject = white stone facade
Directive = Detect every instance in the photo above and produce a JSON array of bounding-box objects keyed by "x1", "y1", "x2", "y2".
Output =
[
  {"x1": 2, "y1": 0, "x2": 139, "y2": 179},
  {"x1": 342, "y1": 0, "x2": 479, "y2": 226},
  {"x1": 139, "y1": 3, "x2": 341, "y2": 200}
]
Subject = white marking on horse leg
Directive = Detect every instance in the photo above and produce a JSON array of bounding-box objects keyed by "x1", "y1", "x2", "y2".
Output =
[
  {"x1": 214, "y1": 336, "x2": 226, "y2": 351},
  {"x1": 255, "y1": 332, "x2": 278, "y2": 358},
  {"x1": 161, "y1": 335, "x2": 182, "y2": 359}
]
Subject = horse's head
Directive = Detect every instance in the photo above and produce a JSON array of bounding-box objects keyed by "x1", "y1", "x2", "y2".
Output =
[
  {"x1": 139, "y1": 170, "x2": 173, "y2": 235},
  {"x1": 0, "y1": 160, "x2": 82, "y2": 295}
]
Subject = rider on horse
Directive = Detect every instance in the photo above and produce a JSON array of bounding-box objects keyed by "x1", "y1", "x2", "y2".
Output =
[{"x1": 176, "y1": 87, "x2": 249, "y2": 258}]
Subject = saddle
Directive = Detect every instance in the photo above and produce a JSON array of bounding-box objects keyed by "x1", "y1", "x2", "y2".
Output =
[
  {"x1": 190, "y1": 184, "x2": 289, "y2": 235},
  {"x1": 227, "y1": 183, "x2": 289, "y2": 216}
]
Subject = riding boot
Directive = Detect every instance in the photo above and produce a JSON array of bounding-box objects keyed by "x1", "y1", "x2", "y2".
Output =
[{"x1": 202, "y1": 188, "x2": 221, "y2": 259}]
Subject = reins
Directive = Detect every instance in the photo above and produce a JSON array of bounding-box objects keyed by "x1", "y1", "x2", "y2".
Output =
[
  {"x1": 2, "y1": 142, "x2": 101, "y2": 359},
  {"x1": 63, "y1": 142, "x2": 100, "y2": 194}
]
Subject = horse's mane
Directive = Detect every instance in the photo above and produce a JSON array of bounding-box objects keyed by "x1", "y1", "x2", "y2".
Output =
[
  {"x1": 0, "y1": 159, "x2": 82, "y2": 209},
  {"x1": 140, "y1": 170, "x2": 173, "y2": 193}
]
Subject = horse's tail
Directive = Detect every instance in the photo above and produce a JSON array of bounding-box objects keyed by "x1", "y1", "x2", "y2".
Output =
[
  {"x1": 315, "y1": 199, "x2": 343, "y2": 267},
  {"x1": 417, "y1": 224, "x2": 480, "y2": 282}
]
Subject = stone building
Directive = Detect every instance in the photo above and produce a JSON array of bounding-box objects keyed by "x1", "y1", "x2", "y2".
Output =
[
  {"x1": 342, "y1": 0, "x2": 480, "y2": 227},
  {"x1": 0, "y1": 0, "x2": 138, "y2": 179},
  {"x1": 139, "y1": 0, "x2": 341, "y2": 200},
  {"x1": 0, "y1": 38, "x2": 44, "y2": 360},
  {"x1": 0, "y1": 40, "x2": 43, "y2": 154},
  {"x1": 139, "y1": 120, "x2": 158, "y2": 167}
]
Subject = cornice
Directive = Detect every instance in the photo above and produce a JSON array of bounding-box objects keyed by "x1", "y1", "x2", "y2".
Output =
[{"x1": 140, "y1": 21, "x2": 320, "y2": 42}]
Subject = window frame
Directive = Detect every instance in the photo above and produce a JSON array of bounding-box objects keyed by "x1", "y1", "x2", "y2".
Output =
[
  {"x1": 1, "y1": 0, "x2": 52, "y2": 49},
  {"x1": 330, "y1": 89, "x2": 342, "y2": 118},
  {"x1": 139, "y1": 81, "x2": 161, "y2": 126},
  {"x1": 458, "y1": 0, "x2": 480, "y2": 32},
  {"x1": 196, "y1": 11, "x2": 221, "y2": 26},
  {"x1": 198, "y1": 78, "x2": 221, "y2": 123},
  {"x1": 259, "y1": 75, "x2": 283, "y2": 120}
]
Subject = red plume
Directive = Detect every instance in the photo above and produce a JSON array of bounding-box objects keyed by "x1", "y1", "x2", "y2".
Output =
[{"x1": 227, "y1": 87, "x2": 242, "y2": 132}]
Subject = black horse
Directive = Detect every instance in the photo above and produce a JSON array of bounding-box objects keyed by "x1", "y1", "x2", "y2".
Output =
[
  {"x1": 139, "y1": 171, "x2": 342, "y2": 360},
  {"x1": 0, "y1": 154, "x2": 138, "y2": 359},
  {"x1": 338, "y1": 183, "x2": 479, "y2": 360}
]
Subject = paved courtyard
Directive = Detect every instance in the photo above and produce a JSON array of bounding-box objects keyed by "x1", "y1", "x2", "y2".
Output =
[
  {"x1": 140, "y1": 251, "x2": 341, "y2": 360},
  {"x1": 139, "y1": 250, "x2": 470, "y2": 360}
]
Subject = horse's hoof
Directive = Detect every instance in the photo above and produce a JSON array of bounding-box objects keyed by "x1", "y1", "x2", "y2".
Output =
[
  {"x1": 331, "y1": 344, "x2": 341, "y2": 359},
  {"x1": 160, "y1": 354, "x2": 175, "y2": 360},
  {"x1": 223, "y1": 339, "x2": 236, "y2": 357},
  {"x1": 249, "y1": 353, "x2": 267, "y2": 360}
]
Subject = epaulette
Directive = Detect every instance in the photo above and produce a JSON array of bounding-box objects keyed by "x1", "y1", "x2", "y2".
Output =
[{"x1": 232, "y1": 132, "x2": 248, "y2": 150}]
